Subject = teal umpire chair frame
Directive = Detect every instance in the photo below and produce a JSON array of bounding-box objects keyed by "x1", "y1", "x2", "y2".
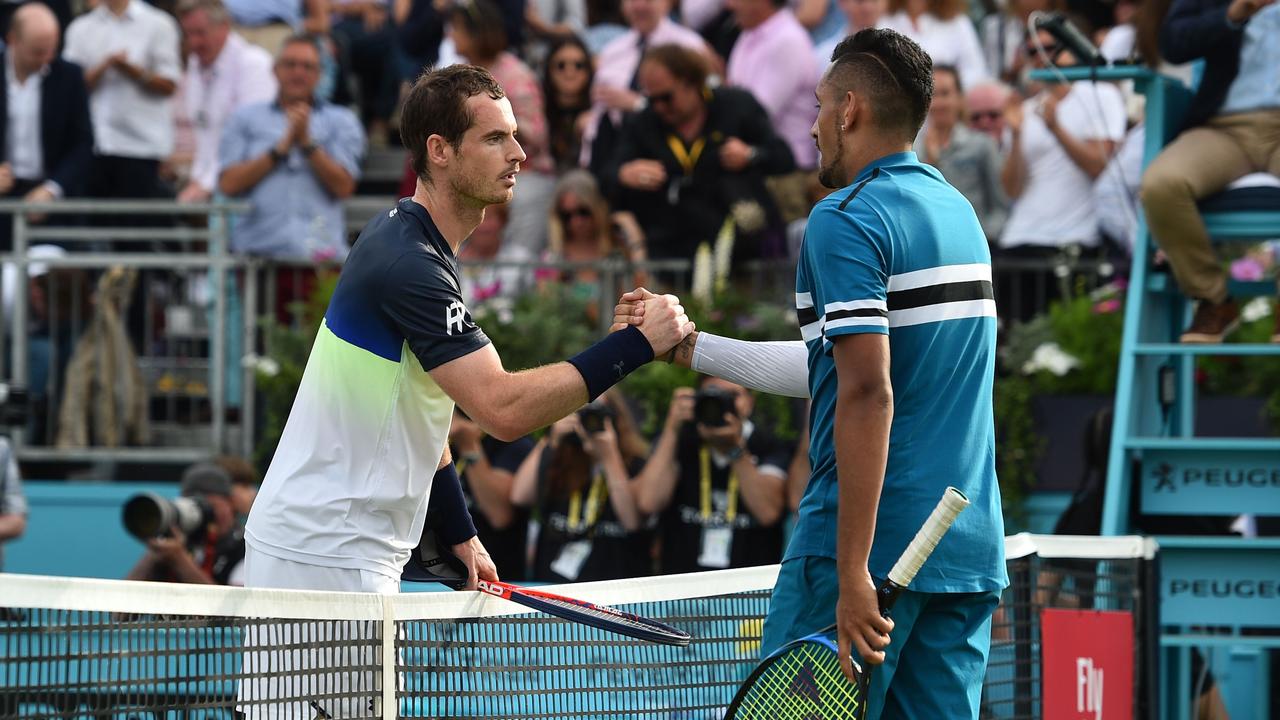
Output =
[{"x1": 1031, "y1": 65, "x2": 1280, "y2": 719}]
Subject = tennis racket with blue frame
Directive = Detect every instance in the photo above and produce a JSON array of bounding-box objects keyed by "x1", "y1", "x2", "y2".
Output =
[{"x1": 723, "y1": 486, "x2": 971, "y2": 719}]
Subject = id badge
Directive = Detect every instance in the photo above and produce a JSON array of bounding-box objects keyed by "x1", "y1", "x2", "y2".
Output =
[
  {"x1": 550, "y1": 540, "x2": 592, "y2": 581},
  {"x1": 698, "y1": 526, "x2": 733, "y2": 569}
]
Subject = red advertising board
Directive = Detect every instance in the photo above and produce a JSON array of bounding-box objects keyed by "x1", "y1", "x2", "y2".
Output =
[{"x1": 1040, "y1": 608, "x2": 1134, "y2": 720}]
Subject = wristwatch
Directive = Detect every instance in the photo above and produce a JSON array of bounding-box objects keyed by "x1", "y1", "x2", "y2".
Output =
[
  {"x1": 724, "y1": 444, "x2": 746, "y2": 462},
  {"x1": 269, "y1": 146, "x2": 288, "y2": 164},
  {"x1": 460, "y1": 451, "x2": 483, "y2": 464},
  {"x1": 300, "y1": 142, "x2": 319, "y2": 158}
]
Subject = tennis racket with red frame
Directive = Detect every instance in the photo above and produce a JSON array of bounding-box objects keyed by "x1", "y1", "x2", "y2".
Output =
[{"x1": 476, "y1": 578, "x2": 692, "y2": 647}]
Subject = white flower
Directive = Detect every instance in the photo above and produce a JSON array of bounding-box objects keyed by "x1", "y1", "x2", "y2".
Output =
[
  {"x1": 1241, "y1": 297, "x2": 1272, "y2": 323},
  {"x1": 1021, "y1": 342, "x2": 1080, "y2": 377},
  {"x1": 256, "y1": 357, "x2": 281, "y2": 377}
]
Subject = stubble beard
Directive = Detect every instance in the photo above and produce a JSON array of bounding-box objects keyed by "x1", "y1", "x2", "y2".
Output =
[{"x1": 817, "y1": 124, "x2": 846, "y2": 189}]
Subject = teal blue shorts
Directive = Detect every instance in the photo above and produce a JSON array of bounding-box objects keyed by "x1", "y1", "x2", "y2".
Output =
[{"x1": 760, "y1": 555, "x2": 1000, "y2": 720}]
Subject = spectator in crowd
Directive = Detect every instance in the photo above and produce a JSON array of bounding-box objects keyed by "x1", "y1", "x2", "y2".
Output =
[
  {"x1": 214, "y1": 454, "x2": 260, "y2": 523},
  {"x1": 609, "y1": 44, "x2": 795, "y2": 265},
  {"x1": 125, "y1": 462, "x2": 247, "y2": 585},
  {"x1": 512, "y1": 391, "x2": 652, "y2": 582},
  {"x1": 914, "y1": 65, "x2": 1007, "y2": 241},
  {"x1": 457, "y1": 203, "x2": 531, "y2": 304},
  {"x1": 175, "y1": 0, "x2": 276, "y2": 204},
  {"x1": 218, "y1": 34, "x2": 365, "y2": 260},
  {"x1": 449, "y1": 408, "x2": 536, "y2": 581},
  {"x1": 0, "y1": 2, "x2": 93, "y2": 247},
  {"x1": 795, "y1": 0, "x2": 857, "y2": 47},
  {"x1": 449, "y1": 0, "x2": 556, "y2": 257},
  {"x1": 581, "y1": 0, "x2": 711, "y2": 175},
  {"x1": 331, "y1": 0, "x2": 396, "y2": 145},
  {"x1": 979, "y1": 0, "x2": 1051, "y2": 84},
  {"x1": 224, "y1": 0, "x2": 331, "y2": 54},
  {"x1": 882, "y1": 0, "x2": 989, "y2": 88},
  {"x1": 538, "y1": 169, "x2": 648, "y2": 313},
  {"x1": 725, "y1": 0, "x2": 820, "y2": 172},
  {"x1": 966, "y1": 79, "x2": 1012, "y2": 150},
  {"x1": 543, "y1": 35, "x2": 594, "y2": 173},
  {"x1": 1139, "y1": 0, "x2": 1280, "y2": 343},
  {"x1": 0, "y1": 436, "x2": 25, "y2": 573},
  {"x1": 583, "y1": 0, "x2": 629, "y2": 52},
  {"x1": 813, "y1": 0, "x2": 889, "y2": 68},
  {"x1": 635, "y1": 378, "x2": 791, "y2": 573},
  {"x1": 998, "y1": 28, "x2": 1125, "y2": 312},
  {"x1": 393, "y1": 0, "x2": 447, "y2": 75},
  {"x1": 525, "y1": 0, "x2": 588, "y2": 63},
  {"x1": 64, "y1": 0, "x2": 182, "y2": 203}
]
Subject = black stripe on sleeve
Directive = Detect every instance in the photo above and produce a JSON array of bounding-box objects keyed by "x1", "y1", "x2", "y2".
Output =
[
  {"x1": 826, "y1": 307, "x2": 889, "y2": 321},
  {"x1": 887, "y1": 280, "x2": 994, "y2": 312},
  {"x1": 797, "y1": 306, "x2": 819, "y2": 326}
]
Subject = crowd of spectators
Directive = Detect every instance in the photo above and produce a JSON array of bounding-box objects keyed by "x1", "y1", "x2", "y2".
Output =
[{"x1": 1, "y1": 0, "x2": 1277, "y2": 579}]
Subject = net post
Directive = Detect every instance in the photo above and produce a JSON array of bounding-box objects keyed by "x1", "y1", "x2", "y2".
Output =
[{"x1": 382, "y1": 595, "x2": 396, "y2": 719}]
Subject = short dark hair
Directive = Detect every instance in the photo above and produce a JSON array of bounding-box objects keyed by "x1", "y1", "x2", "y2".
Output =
[
  {"x1": 933, "y1": 63, "x2": 962, "y2": 93},
  {"x1": 449, "y1": 0, "x2": 508, "y2": 61},
  {"x1": 828, "y1": 29, "x2": 933, "y2": 141},
  {"x1": 401, "y1": 65, "x2": 506, "y2": 184},
  {"x1": 639, "y1": 43, "x2": 709, "y2": 90},
  {"x1": 277, "y1": 32, "x2": 323, "y2": 60}
]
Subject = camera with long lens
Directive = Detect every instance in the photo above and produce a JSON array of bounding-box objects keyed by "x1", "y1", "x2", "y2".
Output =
[
  {"x1": 0, "y1": 384, "x2": 30, "y2": 427},
  {"x1": 122, "y1": 493, "x2": 214, "y2": 542},
  {"x1": 693, "y1": 387, "x2": 738, "y2": 427}
]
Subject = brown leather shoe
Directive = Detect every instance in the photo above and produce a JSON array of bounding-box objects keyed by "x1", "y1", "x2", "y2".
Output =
[{"x1": 1180, "y1": 298, "x2": 1240, "y2": 343}]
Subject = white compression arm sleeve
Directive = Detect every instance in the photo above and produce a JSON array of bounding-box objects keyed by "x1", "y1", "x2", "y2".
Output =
[{"x1": 690, "y1": 333, "x2": 812, "y2": 399}]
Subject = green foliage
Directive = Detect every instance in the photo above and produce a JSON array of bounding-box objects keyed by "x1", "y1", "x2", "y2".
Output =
[
  {"x1": 993, "y1": 282, "x2": 1126, "y2": 516},
  {"x1": 1196, "y1": 301, "x2": 1280, "y2": 433},
  {"x1": 252, "y1": 271, "x2": 340, "y2": 467}
]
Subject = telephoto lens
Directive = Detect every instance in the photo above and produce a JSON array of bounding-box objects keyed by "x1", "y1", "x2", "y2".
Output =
[{"x1": 122, "y1": 493, "x2": 214, "y2": 541}]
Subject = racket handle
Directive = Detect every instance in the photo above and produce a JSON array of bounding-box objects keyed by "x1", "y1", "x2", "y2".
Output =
[
  {"x1": 886, "y1": 487, "x2": 970, "y2": 590},
  {"x1": 875, "y1": 579, "x2": 905, "y2": 616}
]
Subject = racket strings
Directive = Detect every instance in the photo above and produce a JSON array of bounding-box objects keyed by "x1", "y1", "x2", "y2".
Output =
[{"x1": 734, "y1": 644, "x2": 864, "y2": 719}]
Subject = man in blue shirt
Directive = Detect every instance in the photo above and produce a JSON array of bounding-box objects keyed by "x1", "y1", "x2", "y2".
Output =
[
  {"x1": 218, "y1": 34, "x2": 365, "y2": 260},
  {"x1": 615, "y1": 29, "x2": 1006, "y2": 718}
]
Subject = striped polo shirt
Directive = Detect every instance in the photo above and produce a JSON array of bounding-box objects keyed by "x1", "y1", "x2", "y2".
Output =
[{"x1": 788, "y1": 152, "x2": 1007, "y2": 594}]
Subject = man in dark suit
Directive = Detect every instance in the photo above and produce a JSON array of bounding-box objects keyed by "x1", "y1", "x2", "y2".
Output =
[
  {"x1": 0, "y1": 1, "x2": 93, "y2": 245},
  {"x1": 1138, "y1": 0, "x2": 1279, "y2": 344}
]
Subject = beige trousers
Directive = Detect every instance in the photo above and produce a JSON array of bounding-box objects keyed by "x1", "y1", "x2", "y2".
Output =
[{"x1": 1139, "y1": 109, "x2": 1280, "y2": 303}]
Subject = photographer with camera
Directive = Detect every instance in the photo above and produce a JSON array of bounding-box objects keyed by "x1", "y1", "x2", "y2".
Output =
[
  {"x1": 635, "y1": 377, "x2": 791, "y2": 574},
  {"x1": 511, "y1": 391, "x2": 651, "y2": 582},
  {"x1": 448, "y1": 409, "x2": 535, "y2": 581},
  {"x1": 124, "y1": 462, "x2": 246, "y2": 586}
]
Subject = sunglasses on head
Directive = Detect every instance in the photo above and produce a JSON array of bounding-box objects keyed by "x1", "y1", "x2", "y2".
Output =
[
  {"x1": 558, "y1": 207, "x2": 593, "y2": 221},
  {"x1": 555, "y1": 59, "x2": 587, "y2": 72},
  {"x1": 969, "y1": 110, "x2": 1002, "y2": 122}
]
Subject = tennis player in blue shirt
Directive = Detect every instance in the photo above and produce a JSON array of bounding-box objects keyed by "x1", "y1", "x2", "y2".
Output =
[{"x1": 616, "y1": 29, "x2": 1007, "y2": 719}]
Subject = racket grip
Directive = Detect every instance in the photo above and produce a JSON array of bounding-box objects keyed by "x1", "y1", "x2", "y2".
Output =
[{"x1": 886, "y1": 487, "x2": 970, "y2": 589}]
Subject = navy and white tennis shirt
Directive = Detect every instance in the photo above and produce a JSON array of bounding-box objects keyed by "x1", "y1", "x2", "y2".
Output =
[{"x1": 246, "y1": 198, "x2": 491, "y2": 578}]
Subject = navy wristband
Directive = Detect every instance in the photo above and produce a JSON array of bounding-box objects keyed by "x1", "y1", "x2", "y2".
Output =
[
  {"x1": 427, "y1": 462, "x2": 477, "y2": 546},
  {"x1": 567, "y1": 325, "x2": 655, "y2": 401}
]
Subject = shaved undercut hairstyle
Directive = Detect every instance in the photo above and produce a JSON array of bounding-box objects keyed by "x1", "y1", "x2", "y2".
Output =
[{"x1": 828, "y1": 29, "x2": 934, "y2": 142}]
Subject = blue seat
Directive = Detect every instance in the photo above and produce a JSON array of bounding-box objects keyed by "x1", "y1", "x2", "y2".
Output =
[{"x1": 1198, "y1": 185, "x2": 1280, "y2": 214}]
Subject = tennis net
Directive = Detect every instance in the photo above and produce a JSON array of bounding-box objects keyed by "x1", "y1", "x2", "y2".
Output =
[{"x1": 2, "y1": 535, "x2": 1156, "y2": 719}]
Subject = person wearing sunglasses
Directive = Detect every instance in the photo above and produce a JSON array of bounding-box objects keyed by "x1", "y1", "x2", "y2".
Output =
[
  {"x1": 965, "y1": 80, "x2": 1013, "y2": 151},
  {"x1": 542, "y1": 36, "x2": 595, "y2": 173},
  {"x1": 540, "y1": 170, "x2": 648, "y2": 308},
  {"x1": 608, "y1": 43, "x2": 795, "y2": 266},
  {"x1": 997, "y1": 25, "x2": 1126, "y2": 321},
  {"x1": 914, "y1": 65, "x2": 1008, "y2": 242}
]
